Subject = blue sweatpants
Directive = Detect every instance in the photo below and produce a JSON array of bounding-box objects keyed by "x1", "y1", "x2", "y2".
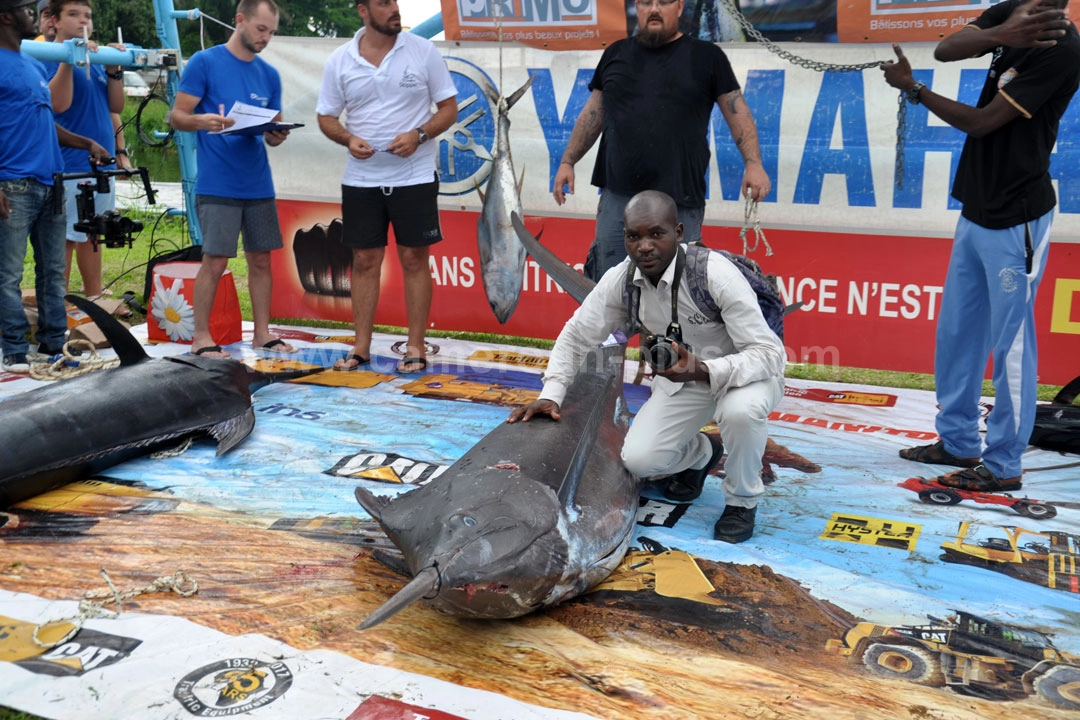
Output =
[{"x1": 934, "y1": 210, "x2": 1053, "y2": 479}]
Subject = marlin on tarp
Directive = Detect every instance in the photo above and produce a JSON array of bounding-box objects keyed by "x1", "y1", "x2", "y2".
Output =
[
  {"x1": 355, "y1": 337, "x2": 638, "y2": 628},
  {"x1": 476, "y1": 74, "x2": 535, "y2": 324},
  {"x1": 0, "y1": 295, "x2": 313, "y2": 508}
]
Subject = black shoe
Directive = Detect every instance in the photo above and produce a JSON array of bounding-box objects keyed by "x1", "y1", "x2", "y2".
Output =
[
  {"x1": 714, "y1": 505, "x2": 756, "y2": 544},
  {"x1": 663, "y1": 434, "x2": 724, "y2": 502},
  {"x1": 37, "y1": 343, "x2": 80, "y2": 357}
]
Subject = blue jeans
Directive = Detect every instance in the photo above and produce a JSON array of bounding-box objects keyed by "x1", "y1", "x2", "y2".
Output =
[
  {"x1": 0, "y1": 178, "x2": 68, "y2": 357},
  {"x1": 584, "y1": 188, "x2": 706, "y2": 281}
]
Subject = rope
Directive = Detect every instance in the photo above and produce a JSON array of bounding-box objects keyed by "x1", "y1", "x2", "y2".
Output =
[
  {"x1": 739, "y1": 195, "x2": 773, "y2": 256},
  {"x1": 33, "y1": 568, "x2": 199, "y2": 649},
  {"x1": 29, "y1": 339, "x2": 118, "y2": 381},
  {"x1": 149, "y1": 436, "x2": 194, "y2": 459}
]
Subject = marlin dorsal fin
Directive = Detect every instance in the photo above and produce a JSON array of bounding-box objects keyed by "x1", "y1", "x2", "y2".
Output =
[{"x1": 65, "y1": 294, "x2": 149, "y2": 366}]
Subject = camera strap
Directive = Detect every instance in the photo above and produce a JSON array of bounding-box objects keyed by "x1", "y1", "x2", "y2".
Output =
[{"x1": 665, "y1": 246, "x2": 686, "y2": 339}]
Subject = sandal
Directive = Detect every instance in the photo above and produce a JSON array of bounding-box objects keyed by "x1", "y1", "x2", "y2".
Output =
[
  {"x1": 334, "y1": 353, "x2": 370, "y2": 371},
  {"x1": 397, "y1": 357, "x2": 428, "y2": 374},
  {"x1": 937, "y1": 464, "x2": 1022, "y2": 492},
  {"x1": 899, "y1": 440, "x2": 979, "y2": 468}
]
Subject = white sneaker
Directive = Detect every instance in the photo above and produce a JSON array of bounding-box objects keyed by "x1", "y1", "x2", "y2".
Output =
[{"x1": 2, "y1": 353, "x2": 30, "y2": 373}]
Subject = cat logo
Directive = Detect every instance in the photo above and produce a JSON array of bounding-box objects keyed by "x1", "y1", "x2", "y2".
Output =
[
  {"x1": 0, "y1": 616, "x2": 141, "y2": 676},
  {"x1": 175, "y1": 658, "x2": 293, "y2": 716}
]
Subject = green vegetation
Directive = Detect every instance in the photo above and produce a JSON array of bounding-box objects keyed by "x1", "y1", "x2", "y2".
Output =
[{"x1": 119, "y1": 94, "x2": 181, "y2": 183}]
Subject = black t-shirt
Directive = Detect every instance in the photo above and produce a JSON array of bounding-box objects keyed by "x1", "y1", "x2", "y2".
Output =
[
  {"x1": 952, "y1": 0, "x2": 1080, "y2": 228},
  {"x1": 588, "y1": 35, "x2": 739, "y2": 208}
]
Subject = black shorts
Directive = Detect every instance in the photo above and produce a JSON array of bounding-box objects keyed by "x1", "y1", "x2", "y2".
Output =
[{"x1": 341, "y1": 177, "x2": 442, "y2": 249}]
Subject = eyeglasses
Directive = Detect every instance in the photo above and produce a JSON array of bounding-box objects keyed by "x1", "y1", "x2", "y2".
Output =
[{"x1": 635, "y1": 0, "x2": 678, "y2": 7}]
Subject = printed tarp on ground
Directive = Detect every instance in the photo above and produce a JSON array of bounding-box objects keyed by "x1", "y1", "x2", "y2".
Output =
[{"x1": 0, "y1": 323, "x2": 1078, "y2": 719}]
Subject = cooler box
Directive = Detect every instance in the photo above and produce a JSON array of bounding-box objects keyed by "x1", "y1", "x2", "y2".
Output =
[{"x1": 148, "y1": 261, "x2": 242, "y2": 345}]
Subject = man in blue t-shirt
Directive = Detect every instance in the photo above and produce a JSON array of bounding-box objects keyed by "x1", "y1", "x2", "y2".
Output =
[
  {"x1": 1, "y1": 0, "x2": 107, "y2": 373},
  {"x1": 883, "y1": 0, "x2": 1080, "y2": 493},
  {"x1": 168, "y1": 0, "x2": 296, "y2": 358},
  {"x1": 45, "y1": 0, "x2": 129, "y2": 298}
]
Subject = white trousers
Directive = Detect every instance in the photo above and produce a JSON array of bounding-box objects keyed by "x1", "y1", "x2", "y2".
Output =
[{"x1": 621, "y1": 377, "x2": 784, "y2": 508}]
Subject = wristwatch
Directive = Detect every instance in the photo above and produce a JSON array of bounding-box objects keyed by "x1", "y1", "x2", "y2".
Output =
[
  {"x1": 107, "y1": 69, "x2": 124, "y2": 80},
  {"x1": 416, "y1": 127, "x2": 429, "y2": 144},
  {"x1": 906, "y1": 81, "x2": 926, "y2": 105}
]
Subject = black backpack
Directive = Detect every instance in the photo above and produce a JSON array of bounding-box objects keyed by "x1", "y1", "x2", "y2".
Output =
[{"x1": 1030, "y1": 375, "x2": 1080, "y2": 454}]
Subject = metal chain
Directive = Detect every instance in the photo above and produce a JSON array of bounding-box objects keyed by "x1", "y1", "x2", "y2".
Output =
[
  {"x1": 716, "y1": 0, "x2": 885, "y2": 73},
  {"x1": 895, "y1": 91, "x2": 908, "y2": 190},
  {"x1": 739, "y1": 195, "x2": 773, "y2": 256},
  {"x1": 33, "y1": 568, "x2": 199, "y2": 649},
  {"x1": 714, "y1": 0, "x2": 908, "y2": 194}
]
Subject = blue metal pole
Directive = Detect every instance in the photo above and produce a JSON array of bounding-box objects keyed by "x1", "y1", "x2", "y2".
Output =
[
  {"x1": 409, "y1": 12, "x2": 444, "y2": 38},
  {"x1": 152, "y1": 0, "x2": 203, "y2": 245}
]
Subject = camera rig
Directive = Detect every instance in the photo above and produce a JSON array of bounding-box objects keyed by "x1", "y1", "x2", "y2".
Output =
[{"x1": 53, "y1": 164, "x2": 157, "y2": 249}]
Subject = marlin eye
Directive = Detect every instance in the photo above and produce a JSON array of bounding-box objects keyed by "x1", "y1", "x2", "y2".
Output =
[{"x1": 453, "y1": 515, "x2": 477, "y2": 527}]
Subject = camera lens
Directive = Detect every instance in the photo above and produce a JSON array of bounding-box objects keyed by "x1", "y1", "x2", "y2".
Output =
[{"x1": 647, "y1": 341, "x2": 677, "y2": 371}]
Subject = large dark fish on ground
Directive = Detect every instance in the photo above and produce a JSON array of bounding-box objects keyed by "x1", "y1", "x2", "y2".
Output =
[
  {"x1": 0, "y1": 295, "x2": 312, "y2": 508},
  {"x1": 355, "y1": 339, "x2": 638, "y2": 628},
  {"x1": 477, "y1": 74, "x2": 535, "y2": 324}
]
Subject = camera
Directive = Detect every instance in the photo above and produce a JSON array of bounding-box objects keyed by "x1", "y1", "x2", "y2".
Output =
[
  {"x1": 54, "y1": 162, "x2": 156, "y2": 250},
  {"x1": 642, "y1": 324, "x2": 690, "y2": 372}
]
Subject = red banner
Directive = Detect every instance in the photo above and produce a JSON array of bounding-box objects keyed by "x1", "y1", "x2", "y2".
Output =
[{"x1": 271, "y1": 200, "x2": 1080, "y2": 386}]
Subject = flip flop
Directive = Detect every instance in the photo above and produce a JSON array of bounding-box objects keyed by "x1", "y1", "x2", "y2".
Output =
[
  {"x1": 936, "y1": 464, "x2": 1022, "y2": 492},
  {"x1": 397, "y1": 357, "x2": 428, "y2": 374},
  {"x1": 335, "y1": 353, "x2": 370, "y2": 371},
  {"x1": 193, "y1": 345, "x2": 229, "y2": 358},
  {"x1": 260, "y1": 338, "x2": 297, "y2": 354},
  {"x1": 899, "y1": 440, "x2": 980, "y2": 468}
]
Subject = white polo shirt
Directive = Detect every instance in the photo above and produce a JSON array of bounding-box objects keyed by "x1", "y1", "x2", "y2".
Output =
[{"x1": 316, "y1": 29, "x2": 457, "y2": 188}]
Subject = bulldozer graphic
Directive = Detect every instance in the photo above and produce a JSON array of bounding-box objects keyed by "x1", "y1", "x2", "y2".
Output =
[
  {"x1": 827, "y1": 610, "x2": 1080, "y2": 710},
  {"x1": 940, "y1": 521, "x2": 1080, "y2": 593}
]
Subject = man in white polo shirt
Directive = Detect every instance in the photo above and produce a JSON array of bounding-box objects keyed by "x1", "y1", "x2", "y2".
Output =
[{"x1": 316, "y1": 0, "x2": 457, "y2": 374}]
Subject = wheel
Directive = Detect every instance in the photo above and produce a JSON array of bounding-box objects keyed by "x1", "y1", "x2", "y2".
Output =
[
  {"x1": 919, "y1": 489, "x2": 963, "y2": 505},
  {"x1": 862, "y1": 643, "x2": 942, "y2": 685},
  {"x1": 1014, "y1": 502, "x2": 1057, "y2": 520},
  {"x1": 1034, "y1": 665, "x2": 1080, "y2": 711}
]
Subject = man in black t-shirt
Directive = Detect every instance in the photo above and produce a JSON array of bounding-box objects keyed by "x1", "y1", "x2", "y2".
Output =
[
  {"x1": 883, "y1": 0, "x2": 1079, "y2": 493},
  {"x1": 553, "y1": 0, "x2": 771, "y2": 281}
]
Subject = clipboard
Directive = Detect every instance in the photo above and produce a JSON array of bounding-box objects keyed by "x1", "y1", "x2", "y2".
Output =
[{"x1": 222, "y1": 121, "x2": 305, "y2": 137}]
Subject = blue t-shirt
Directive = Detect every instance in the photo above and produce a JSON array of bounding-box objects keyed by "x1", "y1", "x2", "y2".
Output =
[
  {"x1": 44, "y1": 62, "x2": 116, "y2": 173},
  {"x1": 178, "y1": 45, "x2": 281, "y2": 199},
  {"x1": 0, "y1": 49, "x2": 63, "y2": 185}
]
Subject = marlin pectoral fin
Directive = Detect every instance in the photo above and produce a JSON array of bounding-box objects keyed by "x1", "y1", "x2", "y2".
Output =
[
  {"x1": 357, "y1": 566, "x2": 440, "y2": 630},
  {"x1": 354, "y1": 486, "x2": 389, "y2": 521},
  {"x1": 209, "y1": 407, "x2": 256, "y2": 455},
  {"x1": 65, "y1": 294, "x2": 149, "y2": 366},
  {"x1": 556, "y1": 375, "x2": 611, "y2": 507}
]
